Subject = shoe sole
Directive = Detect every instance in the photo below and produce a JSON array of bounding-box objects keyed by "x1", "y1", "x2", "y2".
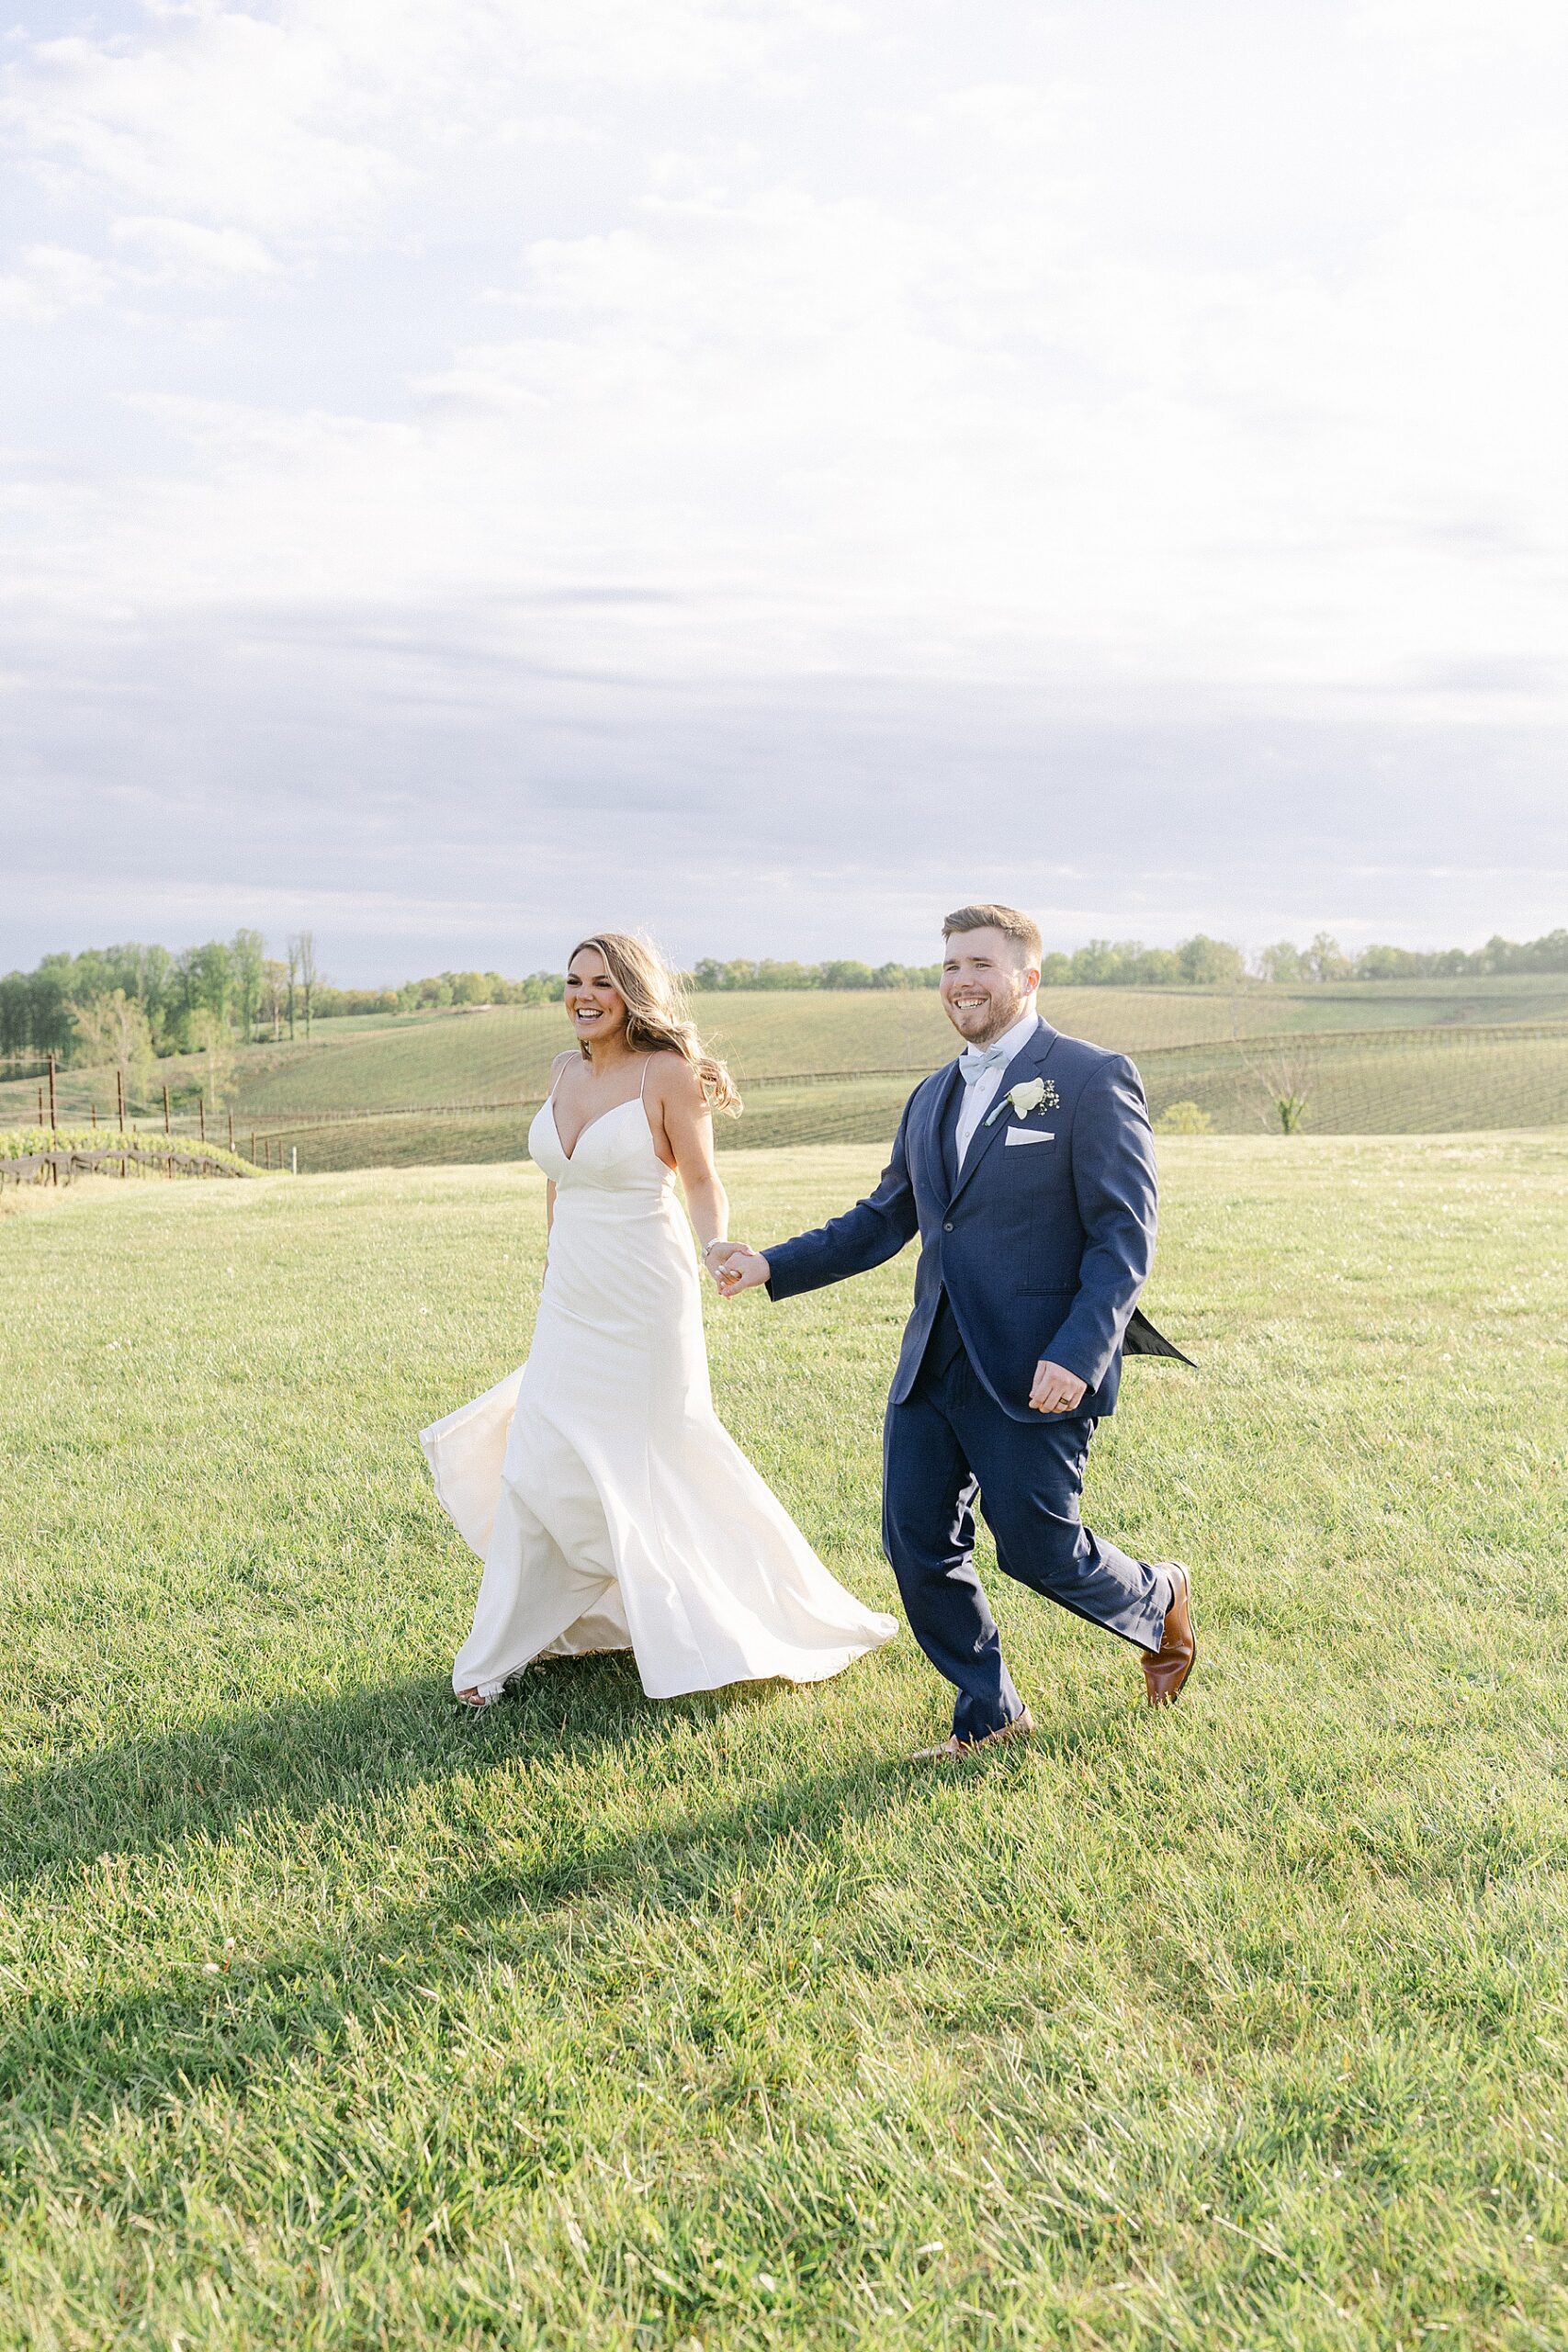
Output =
[{"x1": 909, "y1": 1713, "x2": 1034, "y2": 1762}]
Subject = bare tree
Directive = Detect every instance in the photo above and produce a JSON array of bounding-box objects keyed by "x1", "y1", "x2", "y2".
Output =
[
  {"x1": 189, "y1": 1008, "x2": 235, "y2": 1110},
  {"x1": 230, "y1": 928, "x2": 265, "y2": 1045},
  {"x1": 285, "y1": 936, "x2": 300, "y2": 1041},
  {"x1": 67, "y1": 989, "x2": 155, "y2": 1110},
  {"x1": 262, "y1": 958, "x2": 288, "y2": 1042},
  {"x1": 1248, "y1": 1045, "x2": 1314, "y2": 1133},
  {"x1": 296, "y1": 931, "x2": 319, "y2": 1039}
]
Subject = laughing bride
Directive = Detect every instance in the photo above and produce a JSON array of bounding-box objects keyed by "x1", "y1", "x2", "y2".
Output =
[{"x1": 420, "y1": 931, "x2": 897, "y2": 1709}]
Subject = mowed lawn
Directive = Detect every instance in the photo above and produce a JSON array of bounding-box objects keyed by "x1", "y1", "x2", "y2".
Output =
[{"x1": 4, "y1": 1137, "x2": 1567, "y2": 2351}]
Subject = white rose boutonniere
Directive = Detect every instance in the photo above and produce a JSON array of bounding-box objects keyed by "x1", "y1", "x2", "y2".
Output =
[{"x1": 986, "y1": 1076, "x2": 1060, "y2": 1127}]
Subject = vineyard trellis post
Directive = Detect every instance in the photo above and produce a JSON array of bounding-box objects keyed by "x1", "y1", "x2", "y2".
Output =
[
  {"x1": 48, "y1": 1054, "x2": 57, "y2": 1133},
  {"x1": 198, "y1": 1097, "x2": 206, "y2": 1144},
  {"x1": 164, "y1": 1085, "x2": 172, "y2": 1136},
  {"x1": 117, "y1": 1068, "x2": 126, "y2": 1129}
]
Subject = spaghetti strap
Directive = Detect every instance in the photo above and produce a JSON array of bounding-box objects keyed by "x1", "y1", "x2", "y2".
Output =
[{"x1": 638, "y1": 1056, "x2": 652, "y2": 1101}]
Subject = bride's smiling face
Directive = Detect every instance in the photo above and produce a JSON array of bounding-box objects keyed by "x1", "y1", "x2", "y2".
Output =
[{"x1": 564, "y1": 952, "x2": 628, "y2": 1049}]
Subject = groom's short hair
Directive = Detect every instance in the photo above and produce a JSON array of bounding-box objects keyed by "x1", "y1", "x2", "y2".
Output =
[{"x1": 943, "y1": 903, "x2": 1043, "y2": 966}]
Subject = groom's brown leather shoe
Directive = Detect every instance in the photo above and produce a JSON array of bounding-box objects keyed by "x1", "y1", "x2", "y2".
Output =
[
  {"x1": 1142, "y1": 1564, "x2": 1196, "y2": 1705},
  {"x1": 909, "y1": 1707, "x2": 1034, "y2": 1762}
]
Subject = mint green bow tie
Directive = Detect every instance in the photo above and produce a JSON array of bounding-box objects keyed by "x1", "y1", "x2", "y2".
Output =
[{"x1": 958, "y1": 1041, "x2": 1011, "y2": 1084}]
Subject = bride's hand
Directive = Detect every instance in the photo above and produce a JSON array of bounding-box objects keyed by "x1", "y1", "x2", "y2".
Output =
[
  {"x1": 711, "y1": 1244, "x2": 771, "y2": 1296},
  {"x1": 701, "y1": 1238, "x2": 744, "y2": 1285}
]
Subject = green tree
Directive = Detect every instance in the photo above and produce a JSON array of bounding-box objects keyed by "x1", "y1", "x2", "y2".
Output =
[
  {"x1": 1177, "y1": 935, "x2": 1246, "y2": 986},
  {"x1": 1303, "y1": 933, "x2": 1350, "y2": 982},
  {"x1": 26, "y1": 956, "x2": 76, "y2": 1057},
  {"x1": 754, "y1": 960, "x2": 817, "y2": 989},
  {"x1": 0, "y1": 972, "x2": 34, "y2": 1058},
  {"x1": 66, "y1": 989, "x2": 156, "y2": 1104},
  {"x1": 231, "y1": 929, "x2": 265, "y2": 1043},
  {"x1": 1155, "y1": 1099, "x2": 1214, "y2": 1134},
  {"x1": 262, "y1": 959, "x2": 288, "y2": 1040},
  {"x1": 187, "y1": 940, "x2": 234, "y2": 1023},
  {"x1": 1070, "y1": 939, "x2": 1123, "y2": 984}
]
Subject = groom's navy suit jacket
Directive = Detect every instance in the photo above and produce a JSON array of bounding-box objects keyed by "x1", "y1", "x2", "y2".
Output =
[{"x1": 764, "y1": 1018, "x2": 1164, "y2": 1423}]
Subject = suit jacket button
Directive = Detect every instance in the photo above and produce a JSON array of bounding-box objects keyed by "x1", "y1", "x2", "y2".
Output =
[{"x1": 942, "y1": 1220, "x2": 953, "y2": 1232}]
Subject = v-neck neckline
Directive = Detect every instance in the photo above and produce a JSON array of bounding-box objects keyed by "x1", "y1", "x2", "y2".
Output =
[{"x1": 548, "y1": 1091, "x2": 644, "y2": 1164}]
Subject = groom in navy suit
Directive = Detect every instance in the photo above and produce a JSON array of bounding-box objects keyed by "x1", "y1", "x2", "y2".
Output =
[{"x1": 716, "y1": 903, "x2": 1195, "y2": 1756}]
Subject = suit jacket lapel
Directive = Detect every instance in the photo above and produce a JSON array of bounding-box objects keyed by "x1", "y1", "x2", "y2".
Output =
[
  {"x1": 923, "y1": 1059, "x2": 964, "y2": 1204},
  {"x1": 946, "y1": 1018, "x2": 1058, "y2": 1211}
]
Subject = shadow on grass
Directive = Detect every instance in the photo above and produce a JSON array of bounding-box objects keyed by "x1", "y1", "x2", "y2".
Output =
[
  {"x1": 1, "y1": 1655, "x2": 770, "y2": 1894},
  {"x1": 0, "y1": 1731, "x2": 969, "y2": 2136},
  {"x1": 3, "y1": 1649, "x2": 1114, "y2": 2137}
]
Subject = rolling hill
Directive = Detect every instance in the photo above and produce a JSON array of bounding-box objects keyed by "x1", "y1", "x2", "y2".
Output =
[{"x1": 6, "y1": 975, "x2": 1566, "y2": 1169}]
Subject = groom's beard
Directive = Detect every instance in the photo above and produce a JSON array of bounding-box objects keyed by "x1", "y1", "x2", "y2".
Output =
[{"x1": 951, "y1": 988, "x2": 1035, "y2": 1049}]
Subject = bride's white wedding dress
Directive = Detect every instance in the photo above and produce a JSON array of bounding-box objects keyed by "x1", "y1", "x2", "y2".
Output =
[{"x1": 421, "y1": 1067, "x2": 897, "y2": 1702}]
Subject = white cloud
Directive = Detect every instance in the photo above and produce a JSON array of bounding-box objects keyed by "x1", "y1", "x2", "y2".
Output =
[
  {"x1": 111, "y1": 214, "x2": 278, "y2": 280},
  {"x1": 1, "y1": 0, "x2": 1565, "y2": 966},
  {"x1": 15, "y1": 13, "x2": 399, "y2": 239},
  {"x1": 0, "y1": 240, "x2": 111, "y2": 319},
  {"x1": 5, "y1": 1, "x2": 833, "y2": 250}
]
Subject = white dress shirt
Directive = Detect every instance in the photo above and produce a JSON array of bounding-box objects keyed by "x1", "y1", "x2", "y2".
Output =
[{"x1": 953, "y1": 1004, "x2": 1041, "y2": 1170}]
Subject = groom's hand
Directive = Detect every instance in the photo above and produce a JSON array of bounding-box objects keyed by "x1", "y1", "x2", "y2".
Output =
[
  {"x1": 1030, "y1": 1360, "x2": 1087, "y2": 1414},
  {"x1": 714, "y1": 1244, "x2": 771, "y2": 1298}
]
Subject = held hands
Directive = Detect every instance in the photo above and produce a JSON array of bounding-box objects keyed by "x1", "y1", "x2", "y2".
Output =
[
  {"x1": 1030, "y1": 1359, "x2": 1087, "y2": 1415},
  {"x1": 705, "y1": 1242, "x2": 772, "y2": 1298}
]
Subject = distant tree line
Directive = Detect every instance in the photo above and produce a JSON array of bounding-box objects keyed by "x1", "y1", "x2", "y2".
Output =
[
  {"x1": 691, "y1": 928, "x2": 1568, "y2": 990},
  {"x1": 4, "y1": 925, "x2": 1565, "y2": 1074},
  {"x1": 1, "y1": 932, "x2": 313, "y2": 1067},
  {"x1": 392, "y1": 969, "x2": 569, "y2": 1012},
  {"x1": 689, "y1": 940, "x2": 1249, "y2": 989},
  {"x1": 689, "y1": 957, "x2": 945, "y2": 990},
  {"x1": 0, "y1": 936, "x2": 572, "y2": 1075},
  {"x1": 1254, "y1": 930, "x2": 1568, "y2": 981}
]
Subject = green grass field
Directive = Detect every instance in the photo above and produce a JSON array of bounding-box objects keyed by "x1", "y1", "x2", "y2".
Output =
[
  {"x1": 216, "y1": 975, "x2": 1568, "y2": 1114},
  {"x1": 8, "y1": 975, "x2": 1568, "y2": 1147},
  {"x1": 5, "y1": 1136, "x2": 1568, "y2": 2348},
  {"x1": 208, "y1": 1026, "x2": 1568, "y2": 1174}
]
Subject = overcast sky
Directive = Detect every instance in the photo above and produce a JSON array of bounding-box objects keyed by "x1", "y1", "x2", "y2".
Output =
[{"x1": 3, "y1": 0, "x2": 1565, "y2": 982}]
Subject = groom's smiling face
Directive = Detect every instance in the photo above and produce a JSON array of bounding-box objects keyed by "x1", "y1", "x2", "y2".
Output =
[{"x1": 941, "y1": 927, "x2": 1041, "y2": 1047}]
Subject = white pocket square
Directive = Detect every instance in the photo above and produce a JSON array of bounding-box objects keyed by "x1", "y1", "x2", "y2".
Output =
[{"x1": 1004, "y1": 1126, "x2": 1055, "y2": 1146}]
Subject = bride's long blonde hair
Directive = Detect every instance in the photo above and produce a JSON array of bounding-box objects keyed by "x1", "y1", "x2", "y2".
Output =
[{"x1": 568, "y1": 932, "x2": 741, "y2": 1115}]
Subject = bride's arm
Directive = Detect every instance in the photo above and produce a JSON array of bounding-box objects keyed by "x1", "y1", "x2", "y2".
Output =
[{"x1": 656, "y1": 1057, "x2": 728, "y2": 1272}]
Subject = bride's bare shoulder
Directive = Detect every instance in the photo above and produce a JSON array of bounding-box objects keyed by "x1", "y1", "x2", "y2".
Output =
[{"x1": 644, "y1": 1048, "x2": 703, "y2": 1101}]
